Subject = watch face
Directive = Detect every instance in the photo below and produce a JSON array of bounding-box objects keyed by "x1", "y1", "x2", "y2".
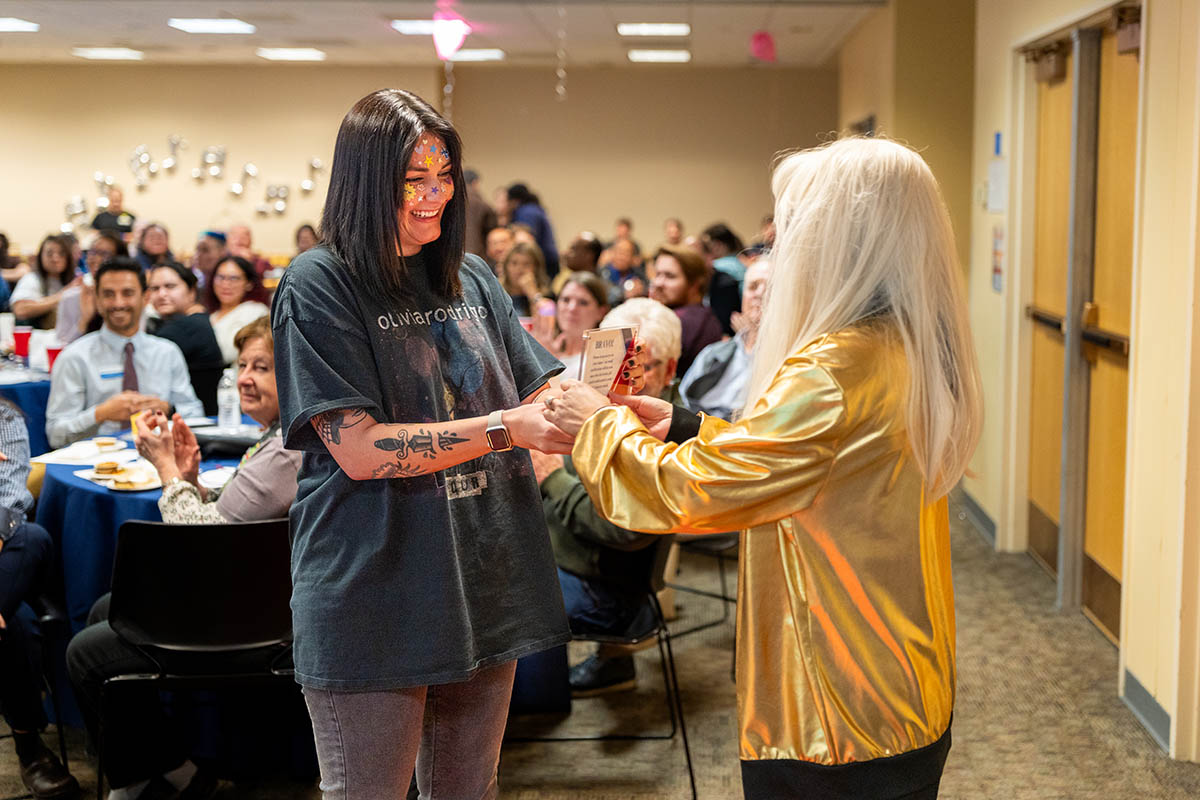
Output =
[{"x1": 486, "y1": 427, "x2": 512, "y2": 451}]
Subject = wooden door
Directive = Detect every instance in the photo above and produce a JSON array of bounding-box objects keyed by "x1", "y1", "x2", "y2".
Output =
[
  {"x1": 1081, "y1": 28, "x2": 1138, "y2": 642},
  {"x1": 1028, "y1": 52, "x2": 1073, "y2": 575}
]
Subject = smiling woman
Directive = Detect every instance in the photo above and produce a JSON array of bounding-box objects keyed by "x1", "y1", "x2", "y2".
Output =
[{"x1": 270, "y1": 88, "x2": 571, "y2": 800}]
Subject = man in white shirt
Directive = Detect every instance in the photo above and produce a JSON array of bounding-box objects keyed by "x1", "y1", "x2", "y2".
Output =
[{"x1": 46, "y1": 257, "x2": 203, "y2": 448}]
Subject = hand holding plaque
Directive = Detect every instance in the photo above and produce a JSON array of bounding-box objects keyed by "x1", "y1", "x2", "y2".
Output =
[{"x1": 577, "y1": 326, "x2": 640, "y2": 396}]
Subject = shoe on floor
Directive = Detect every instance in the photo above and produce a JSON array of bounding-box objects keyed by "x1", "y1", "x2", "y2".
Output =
[
  {"x1": 134, "y1": 767, "x2": 219, "y2": 800},
  {"x1": 569, "y1": 654, "x2": 637, "y2": 697},
  {"x1": 19, "y1": 748, "x2": 80, "y2": 799}
]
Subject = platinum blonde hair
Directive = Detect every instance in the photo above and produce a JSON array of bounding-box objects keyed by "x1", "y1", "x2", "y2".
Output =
[
  {"x1": 601, "y1": 297, "x2": 682, "y2": 362},
  {"x1": 748, "y1": 137, "x2": 982, "y2": 499}
]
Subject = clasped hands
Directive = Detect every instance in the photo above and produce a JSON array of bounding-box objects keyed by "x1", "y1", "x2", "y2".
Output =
[{"x1": 131, "y1": 410, "x2": 202, "y2": 485}]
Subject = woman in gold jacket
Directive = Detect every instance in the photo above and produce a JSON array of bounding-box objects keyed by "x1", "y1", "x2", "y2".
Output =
[{"x1": 544, "y1": 137, "x2": 983, "y2": 799}]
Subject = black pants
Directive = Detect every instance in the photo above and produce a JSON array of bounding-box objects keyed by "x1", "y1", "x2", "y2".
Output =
[
  {"x1": 741, "y1": 723, "x2": 952, "y2": 800},
  {"x1": 65, "y1": 594, "x2": 189, "y2": 789},
  {"x1": 0, "y1": 522, "x2": 53, "y2": 732}
]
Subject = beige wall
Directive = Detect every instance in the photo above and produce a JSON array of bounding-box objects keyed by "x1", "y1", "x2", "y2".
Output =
[
  {"x1": 0, "y1": 63, "x2": 838, "y2": 260},
  {"x1": 835, "y1": 0, "x2": 975, "y2": 273},
  {"x1": 968, "y1": 0, "x2": 1200, "y2": 758},
  {"x1": 0, "y1": 64, "x2": 439, "y2": 257},
  {"x1": 451, "y1": 65, "x2": 838, "y2": 251},
  {"x1": 838, "y1": 6, "x2": 895, "y2": 133}
]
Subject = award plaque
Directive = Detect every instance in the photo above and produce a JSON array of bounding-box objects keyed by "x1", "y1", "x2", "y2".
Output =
[{"x1": 578, "y1": 326, "x2": 638, "y2": 395}]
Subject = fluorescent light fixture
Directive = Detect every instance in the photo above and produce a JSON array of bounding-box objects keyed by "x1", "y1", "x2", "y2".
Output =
[
  {"x1": 0, "y1": 17, "x2": 40, "y2": 32},
  {"x1": 617, "y1": 23, "x2": 690, "y2": 37},
  {"x1": 168, "y1": 18, "x2": 256, "y2": 34},
  {"x1": 628, "y1": 49, "x2": 691, "y2": 63},
  {"x1": 72, "y1": 47, "x2": 144, "y2": 60},
  {"x1": 449, "y1": 48, "x2": 504, "y2": 62},
  {"x1": 256, "y1": 47, "x2": 326, "y2": 61},
  {"x1": 390, "y1": 20, "x2": 437, "y2": 35}
]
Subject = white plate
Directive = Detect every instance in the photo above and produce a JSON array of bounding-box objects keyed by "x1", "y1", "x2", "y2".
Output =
[
  {"x1": 198, "y1": 466, "x2": 236, "y2": 490},
  {"x1": 106, "y1": 476, "x2": 163, "y2": 492},
  {"x1": 182, "y1": 417, "x2": 216, "y2": 428},
  {"x1": 74, "y1": 465, "x2": 156, "y2": 484}
]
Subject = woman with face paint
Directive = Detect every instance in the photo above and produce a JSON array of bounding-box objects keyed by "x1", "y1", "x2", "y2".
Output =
[{"x1": 271, "y1": 89, "x2": 574, "y2": 800}]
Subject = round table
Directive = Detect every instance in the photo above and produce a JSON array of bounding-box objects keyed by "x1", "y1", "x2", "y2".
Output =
[
  {"x1": 36, "y1": 459, "x2": 235, "y2": 633},
  {"x1": 0, "y1": 377, "x2": 52, "y2": 456}
]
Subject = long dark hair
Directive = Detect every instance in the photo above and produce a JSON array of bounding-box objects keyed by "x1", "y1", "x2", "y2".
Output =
[
  {"x1": 206, "y1": 255, "x2": 257, "y2": 309},
  {"x1": 35, "y1": 234, "x2": 75, "y2": 295},
  {"x1": 320, "y1": 89, "x2": 466, "y2": 299}
]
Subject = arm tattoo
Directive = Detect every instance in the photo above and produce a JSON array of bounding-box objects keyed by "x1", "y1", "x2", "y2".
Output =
[
  {"x1": 373, "y1": 428, "x2": 436, "y2": 460},
  {"x1": 370, "y1": 461, "x2": 423, "y2": 479},
  {"x1": 314, "y1": 408, "x2": 367, "y2": 446},
  {"x1": 438, "y1": 431, "x2": 470, "y2": 451}
]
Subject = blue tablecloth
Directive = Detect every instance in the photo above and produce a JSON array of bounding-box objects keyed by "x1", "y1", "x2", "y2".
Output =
[
  {"x1": 0, "y1": 378, "x2": 51, "y2": 456},
  {"x1": 37, "y1": 458, "x2": 236, "y2": 633}
]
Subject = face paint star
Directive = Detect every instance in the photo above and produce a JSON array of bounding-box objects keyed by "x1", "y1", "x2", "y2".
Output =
[
  {"x1": 423, "y1": 154, "x2": 434, "y2": 167},
  {"x1": 403, "y1": 183, "x2": 417, "y2": 202},
  {"x1": 430, "y1": 185, "x2": 439, "y2": 195}
]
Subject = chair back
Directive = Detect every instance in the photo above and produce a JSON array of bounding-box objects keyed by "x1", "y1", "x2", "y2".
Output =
[
  {"x1": 649, "y1": 534, "x2": 677, "y2": 594},
  {"x1": 109, "y1": 518, "x2": 292, "y2": 652}
]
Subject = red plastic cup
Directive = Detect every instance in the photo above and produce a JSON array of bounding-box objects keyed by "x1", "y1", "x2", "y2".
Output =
[
  {"x1": 519, "y1": 317, "x2": 535, "y2": 333},
  {"x1": 12, "y1": 326, "x2": 32, "y2": 359},
  {"x1": 45, "y1": 345, "x2": 63, "y2": 371}
]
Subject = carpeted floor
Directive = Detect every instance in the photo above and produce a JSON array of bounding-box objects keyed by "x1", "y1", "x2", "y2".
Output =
[{"x1": 4, "y1": 500, "x2": 1200, "y2": 798}]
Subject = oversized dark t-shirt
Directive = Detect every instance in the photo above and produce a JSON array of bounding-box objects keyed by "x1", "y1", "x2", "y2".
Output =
[{"x1": 271, "y1": 245, "x2": 568, "y2": 690}]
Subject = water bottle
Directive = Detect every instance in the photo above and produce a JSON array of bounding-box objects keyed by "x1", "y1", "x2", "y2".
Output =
[{"x1": 217, "y1": 368, "x2": 240, "y2": 430}]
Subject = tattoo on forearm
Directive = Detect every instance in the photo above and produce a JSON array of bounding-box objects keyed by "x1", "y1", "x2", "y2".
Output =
[
  {"x1": 370, "y1": 461, "x2": 422, "y2": 479},
  {"x1": 314, "y1": 408, "x2": 367, "y2": 446},
  {"x1": 374, "y1": 429, "x2": 435, "y2": 459},
  {"x1": 438, "y1": 431, "x2": 470, "y2": 451}
]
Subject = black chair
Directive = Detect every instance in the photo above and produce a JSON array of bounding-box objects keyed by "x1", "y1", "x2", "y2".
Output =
[
  {"x1": 507, "y1": 537, "x2": 697, "y2": 800},
  {"x1": 94, "y1": 518, "x2": 293, "y2": 800},
  {"x1": 0, "y1": 594, "x2": 72, "y2": 800},
  {"x1": 668, "y1": 532, "x2": 739, "y2": 639}
]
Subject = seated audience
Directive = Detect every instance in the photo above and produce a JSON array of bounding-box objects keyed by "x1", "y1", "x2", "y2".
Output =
[
  {"x1": 133, "y1": 223, "x2": 173, "y2": 272},
  {"x1": 0, "y1": 231, "x2": 31, "y2": 285},
  {"x1": 136, "y1": 315, "x2": 298, "y2": 523},
  {"x1": 552, "y1": 232, "x2": 603, "y2": 295},
  {"x1": 663, "y1": 217, "x2": 684, "y2": 246},
  {"x1": 603, "y1": 217, "x2": 642, "y2": 257},
  {"x1": 57, "y1": 231, "x2": 127, "y2": 344},
  {"x1": 598, "y1": 238, "x2": 645, "y2": 295},
  {"x1": 649, "y1": 244, "x2": 724, "y2": 375},
  {"x1": 45, "y1": 257, "x2": 203, "y2": 449},
  {"x1": 680, "y1": 258, "x2": 771, "y2": 420},
  {"x1": 207, "y1": 256, "x2": 269, "y2": 365},
  {"x1": 484, "y1": 225, "x2": 514, "y2": 273},
  {"x1": 146, "y1": 263, "x2": 225, "y2": 415},
  {"x1": 498, "y1": 242, "x2": 554, "y2": 318},
  {"x1": 191, "y1": 231, "x2": 228, "y2": 301},
  {"x1": 226, "y1": 223, "x2": 271, "y2": 302},
  {"x1": 531, "y1": 298, "x2": 681, "y2": 695},
  {"x1": 699, "y1": 224, "x2": 744, "y2": 334},
  {"x1": 0, "y1": 399, "x2": 81, "y2": 799},
  {"x1": 66, "y1": 316, "x2": 297, "y2": 800},
  {"x1": 536, "y1": 272, "x2": 611, "y2": 379},
  {"x1": 463, "y1": 169, "x2": 498, "y2": 259},
  {"x1": 12, "y1": 234, "x2": 82, "y2": 329},
  {"x1": 506, "y1": 183, "x2": 560, "y2": 276},
  {"x1": 294, "y1": 223, "x2": 318, "y2": 256},
  {"x1": 90, "y1": 186, "x2": 135, "y2": 238}
]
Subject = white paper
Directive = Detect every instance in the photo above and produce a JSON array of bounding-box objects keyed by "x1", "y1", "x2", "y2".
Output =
[{"x1": 987, "y1": 158, "x2": 1008, "y2": 213}]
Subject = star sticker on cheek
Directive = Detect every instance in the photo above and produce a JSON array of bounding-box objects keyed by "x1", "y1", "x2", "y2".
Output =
[
  {"x1": 403, "y1": 184, "x2": 418, "y2": 202},
  {"x1": 430, "y1": 185, "x2": 439, "y2": 196}
]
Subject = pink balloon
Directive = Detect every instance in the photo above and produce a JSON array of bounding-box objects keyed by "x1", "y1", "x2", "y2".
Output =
[{"x1": 750, "y1": 31, "x2": 777, "y2": 63}]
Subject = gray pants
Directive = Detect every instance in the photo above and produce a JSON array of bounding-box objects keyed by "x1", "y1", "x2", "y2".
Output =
[{"x1": 303, "y1": 660, "x2": 517, "y2": 800}]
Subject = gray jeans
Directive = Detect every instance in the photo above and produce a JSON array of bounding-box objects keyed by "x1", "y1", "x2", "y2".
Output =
[{"x1": 303, "y1": 660, "x2": 517, "y2": 800}]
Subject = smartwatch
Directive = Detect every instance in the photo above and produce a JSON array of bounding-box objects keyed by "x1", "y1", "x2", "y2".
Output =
[{"x1": 485, "y1": 409, "x2": 513, "y2": 452}]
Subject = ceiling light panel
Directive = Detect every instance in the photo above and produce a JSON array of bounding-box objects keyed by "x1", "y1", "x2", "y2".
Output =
[
  {"x1": 390, "y1": 20, "x2": 436, "y2": 35},
  {"x1": 0, "y1": 17, "x2": 39, "y2": 32},
  {"x1": 168, "y1": 18, "x2": 256, "y2": 34},
  {"x1": 449, "y1": 48, "x2": 505, "y2": 62},
  {"x1": 256, "y1": 47, "x2": 326, "y2": 61},
  {"x1": 617, "y1": 23, "x2": 691, "y2": 37},
  {"x1": 627, "y1": 49, "x2": 691, "y2": 63},
  {"x1": 72, "y1": 47, "x2": 144, "y2": 60}
]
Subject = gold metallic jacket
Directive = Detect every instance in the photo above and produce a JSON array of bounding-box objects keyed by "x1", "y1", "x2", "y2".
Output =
[{"x1": 572, "y1": 321, "x2": 954, "y2": 766}]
